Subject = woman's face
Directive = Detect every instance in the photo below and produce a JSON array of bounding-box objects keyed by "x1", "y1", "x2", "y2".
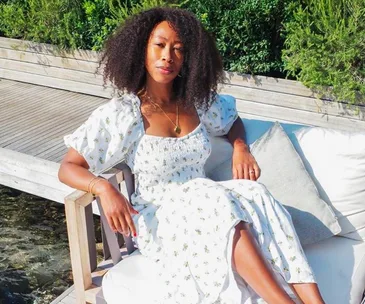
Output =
[{"x1": 145, "y1": 21, "x2": 184, "y2": 85}]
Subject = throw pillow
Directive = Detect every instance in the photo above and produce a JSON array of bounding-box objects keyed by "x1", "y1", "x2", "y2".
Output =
[
  {"x1": 206, "y1": 122, "x2": 341, "y2": 245},
  {"x1": 294, "y1": 127, "x2": 365, "y2": 241}
]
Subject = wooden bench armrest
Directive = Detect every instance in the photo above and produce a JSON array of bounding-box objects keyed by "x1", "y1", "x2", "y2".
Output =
[{"x1": 64, "y1": 166, "x2": 128, "y2": 303}]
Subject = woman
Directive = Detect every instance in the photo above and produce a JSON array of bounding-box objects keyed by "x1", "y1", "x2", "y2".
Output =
[{"x1": 58, "y1": 7, "x2": 325, "y2": 304}]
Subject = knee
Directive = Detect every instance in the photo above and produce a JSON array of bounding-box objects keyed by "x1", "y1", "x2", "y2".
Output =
[{"x1": 234, "y1": 221, "x2": 251, "y2": 241}]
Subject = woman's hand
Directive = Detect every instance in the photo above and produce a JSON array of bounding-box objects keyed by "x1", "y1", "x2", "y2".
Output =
[
  {"x1": 232, "y1": 144, "x2": 261, "y2": 181},
  {"x1": 95, "y1": 181, "x2": 139, "y2": 237}
]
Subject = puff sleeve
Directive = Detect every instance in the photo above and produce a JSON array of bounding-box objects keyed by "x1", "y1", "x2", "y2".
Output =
[
  {"x1": 200, "y1": 94, "x2": 239, "y2": 136},
  {"x1": 63, "y1": 96, "x2": 142, "y2": 174}
]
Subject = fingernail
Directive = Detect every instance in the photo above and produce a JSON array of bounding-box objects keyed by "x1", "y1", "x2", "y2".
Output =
[{"x1": 133, "y1": 232, "x2": 137, "y2": 237}]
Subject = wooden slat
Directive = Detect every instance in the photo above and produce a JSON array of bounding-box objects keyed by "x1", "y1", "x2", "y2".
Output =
[
  {"x1": 65, "y1": 199, "x2": 92, "y2": 304},
  {"x1": 220, "y1": 84, "x2": 365, "y2": 121},
  {"x1": 0, "y1": 89, "x2": 103, "y2": 127},
  {"x1": 18, "y1": 118, "x2": 89, "y2": 158},
  {"x1": 223, "y1": 71, "x2": 317, "y2": 97},
  {"x1": 0, "y1": 47, "x2": 102, "y2": 73},
  {"x1": 0, "y1": 148, "x2": 73, "y2": 202},
  {"x1": 0, "y1": 69, "x2": 114, "y2": 98},
  {"x1": 50, "y1": 286, "x2": 75, "y2": 304},
  {"x1": 0, "y1": 58, "x2": 104, "y2": 86},
  {"x1": 0, "y1": 98, "x2": 86, "y2": 141},
  {"x1": 235, "y1": 98, "x2": 365, "y2": 131},
  {"x1": 0, "y1": 78, "x2": 20, "y2": 89},
  {"x1": 3, "y1": 103, "x2": 99, "y2": 150},
  {"x1": 0, "y1": 37, "x2": 99, "y2": 62},
  {"x1": 0, "y1": 83, "x2": 52, "y2": 106},
  {"x1": 0, "y1": 92, "x2": 106, "y2": 142},
  {"x1": 0, "y1": 88, "x2": 68, "y2": 124},
  {"x1": 2, "y1": 94, "x2": 95, "y2": 140},
  {"x1": 34, "y1": 141, "x2": 68, "y2": 158}
]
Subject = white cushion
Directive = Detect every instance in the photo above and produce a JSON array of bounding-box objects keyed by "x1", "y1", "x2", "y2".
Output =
[
  {"x1": 295, "y1": 127, "x2": 365, "y2": 240},
  {"x1": 102, "y1": 250, "x2": 165, "y2": 304},
  {"x1": 303, "y1": 237, "x2": 365, "y2": 304},
  {"x1": 103, "y1": 238, "x2": 365, "y2": 304}
]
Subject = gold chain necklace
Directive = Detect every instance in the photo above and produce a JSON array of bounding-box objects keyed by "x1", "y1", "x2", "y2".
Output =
[{"x1": 145, "y1": 95, "x2": 181, "y2": 134}]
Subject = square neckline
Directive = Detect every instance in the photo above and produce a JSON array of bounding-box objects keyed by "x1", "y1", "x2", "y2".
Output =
[{"x1": 133, "y1": 94, "x2": 203, "y2": 140}]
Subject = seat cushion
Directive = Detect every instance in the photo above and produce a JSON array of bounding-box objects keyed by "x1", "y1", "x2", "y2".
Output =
[
  {"x1": 102, "y1": 238, "x2": 365, "y2": 304},
  {"x1": 102, "y1": 250, "x2": 165, "y2": 304},
  {"x1": 303, "y1": 237, "x2": 365, "y2": 304}
]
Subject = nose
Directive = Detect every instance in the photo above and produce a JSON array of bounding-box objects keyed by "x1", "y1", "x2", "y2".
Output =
[{"x1": 162, "y1": 47, "x2": 174, "y2": 63}]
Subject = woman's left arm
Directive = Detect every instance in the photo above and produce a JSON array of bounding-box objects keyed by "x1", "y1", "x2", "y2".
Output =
[{"x1": 227, "y1": 118, "x2": 261, "y2": 180}]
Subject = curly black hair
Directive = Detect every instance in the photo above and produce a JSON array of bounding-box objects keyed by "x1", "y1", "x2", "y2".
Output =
[{"x1": 100, "y1": 7, "x2": 223, "y2": 110}]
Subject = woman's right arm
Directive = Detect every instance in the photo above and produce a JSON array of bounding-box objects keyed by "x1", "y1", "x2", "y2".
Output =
[{"x1": 58, "y1": 147, "x2": 138, "y2": 237}]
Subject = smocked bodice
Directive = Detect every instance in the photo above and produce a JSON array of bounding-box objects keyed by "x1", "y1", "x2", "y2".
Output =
[{"x1": 125, "y1": 122, "x2": 211, "y2": 203}]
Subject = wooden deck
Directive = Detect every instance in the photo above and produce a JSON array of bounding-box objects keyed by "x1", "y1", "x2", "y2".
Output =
[
  {"x1": 0, "y1": 78, "x2": 108, "y2": 303},
  {"x1": 0, "y1": 78, "x2": 107, "y2": 163}
]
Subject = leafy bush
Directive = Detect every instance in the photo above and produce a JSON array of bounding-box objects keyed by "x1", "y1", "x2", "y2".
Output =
[
  {"x1": 0, "y1": 0, "x2": 292, "y2": 76},
  {"x1": 182, "y1": 0, "x2": 293, "y2": 76},
  {"x1": 0, "y1": 0, "x2": 179, "y2": 50},
  {"x1": 82, "y1": 0, "x2": 180, "y2": 51},
  {"x1": 0, "y1": 0, "x2": 84, "y2": 49},
  {"x1": 283, "y1": 0, "x2": 365, "y2": 104}
]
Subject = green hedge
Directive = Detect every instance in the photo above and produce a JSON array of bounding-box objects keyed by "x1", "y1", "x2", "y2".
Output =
[
  {"x1": 182, "y1": 0, "x2": 292, "y2": 76},
  {"x1": 283, "y1": 0, "x2": 365, "y2": 104},
  {"x1": 1, "y1": 0, "x2": 364, "y2": 104},
  {"x1": 0, "y1": 0, "x2": 290, "y2": 77}
]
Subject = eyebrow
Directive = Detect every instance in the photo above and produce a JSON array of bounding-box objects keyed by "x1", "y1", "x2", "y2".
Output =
[{"x1": 153, "y1": 35, "x2": 182, "y2": 44}]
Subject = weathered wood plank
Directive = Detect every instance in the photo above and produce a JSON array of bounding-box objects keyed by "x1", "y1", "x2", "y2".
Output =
[
  {"x1": 0, "y1": 148, "x2": 72, "y2": 202},
  {"x1": 1, "y1": 95, "x2": 100, "y2": 145},
  {"x1": 0, "y1": 89, "x2": 67, "y2": 124},
  {"x1": 219, "y1": 84, "x2": 365, "y2": 121},
  {"x1": 236, "y1": 98, "x2": 365, "y2": 131},
  {"x1": 0, "y1": 58, "x2": 105, "y2": 85},
  {"x1": 0, "y1": 47, "x2": 102, "y2": 74},
  {"x1": 50, "y1": 286, "x2": 75, "y2": 304},
  {"x1": 0, "y1": 83, "x2": 52, "y2": 106},
  {"x1": 223, "y1": 71, "x2": 317, "y2": 97},
  {"x1": 0, "y1": 92, "x2": 105, "y2": 139},
  {"x1": 0, "y1": 69, "x2": 114, "y2": 98},
  {"x1": 0, "y1": 37, "x2": 99, "y2": 62},
  {"x1": 0, "y1": 88, "x2": 103, "y2": 124},
  {"x1": 35, "y1": 143, "x2": 67, "y2": 160},
  {"x1": 0, "y1": 77, "x2": 20, "y2": 89}
]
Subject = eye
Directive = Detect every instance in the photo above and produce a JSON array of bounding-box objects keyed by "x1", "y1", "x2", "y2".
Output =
[
  {"x1": 155, "y1": 43, "x2": 164, "y2": 47},
  {"x1": 174, "y1": 47, "x2": 184, "y2": 52}
]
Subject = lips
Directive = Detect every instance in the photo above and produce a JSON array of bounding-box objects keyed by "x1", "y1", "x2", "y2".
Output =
[{"x1": 157, "y1": 66, "x2": 173, "y2": 74}]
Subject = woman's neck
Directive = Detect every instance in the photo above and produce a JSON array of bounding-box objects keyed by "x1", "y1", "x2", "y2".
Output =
[{"x1": 144, "y1": 78, "x2": 175, "y2": 105}]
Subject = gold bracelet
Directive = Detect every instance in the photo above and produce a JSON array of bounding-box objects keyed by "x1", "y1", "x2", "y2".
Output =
[
  {"x1": 90, "y1": 178, "x2": 104, "y2": 196},
  {"x1": 87, "y1": 176, "x2": 99, "y2": 193}
]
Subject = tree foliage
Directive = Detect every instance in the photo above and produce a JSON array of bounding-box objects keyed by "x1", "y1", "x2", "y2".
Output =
[{"x1": 283, "y1": 0, "x2": 365, "y2": 104}]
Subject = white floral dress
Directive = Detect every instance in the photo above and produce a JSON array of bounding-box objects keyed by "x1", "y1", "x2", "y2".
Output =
[{"x1": 64, "y1": 93, "x2": 316, "y2": 304}]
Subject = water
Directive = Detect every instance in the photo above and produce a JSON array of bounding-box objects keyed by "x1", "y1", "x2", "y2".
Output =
[{"x1": 0, "y1": 185, "x2": 73, "y2": 304}]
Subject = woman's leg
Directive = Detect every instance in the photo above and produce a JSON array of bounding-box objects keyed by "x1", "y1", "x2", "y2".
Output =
[
  {"x1": 232, "y1": 222, "x2": 294, "y2": 304},
  {"x1": 290, "y1": 283, "x2": 325, "y2": 304}
]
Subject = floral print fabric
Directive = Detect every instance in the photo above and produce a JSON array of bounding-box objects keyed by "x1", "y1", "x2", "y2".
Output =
[{"x1": 64, "y1": 94, "x2": 315, "y2": 304}]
